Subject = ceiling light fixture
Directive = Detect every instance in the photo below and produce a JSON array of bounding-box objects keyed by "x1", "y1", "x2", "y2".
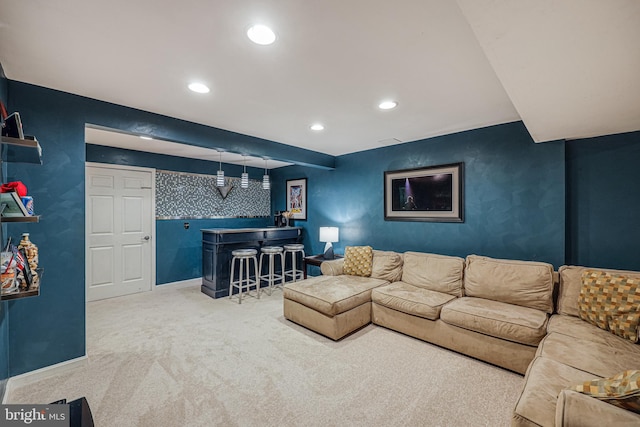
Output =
[
  {"x1": 139, "y1": 136, "x2": 153, "y2": 140},
  {"x1": 188, "y1": 82, "x2": 210, "y2": 94},
  {"x1": 241, "y1": 156, "x2": 249, "y2": 189},
  {"x1": 378, "y1": 100, "x2": 398, "y2": 110},
  {"x1": 262, "y1": 159, "x2": 271, "y2": 190},
  {"x1": 247, "y1": 24, "x2": 276, "y2": 45},
  {"x1": 216, "y1": 151, "x2": 225, "y2": 187},
  {"x1": 310, "y1": 123, "x2": 324, "y2": 131}
]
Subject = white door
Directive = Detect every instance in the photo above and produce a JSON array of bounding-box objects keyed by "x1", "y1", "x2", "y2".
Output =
[{"x1": 86, "y1": 165, "x2": 154, "y2": 301}]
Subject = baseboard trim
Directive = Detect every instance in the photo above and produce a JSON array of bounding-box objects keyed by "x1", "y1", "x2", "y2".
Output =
[
  {"x1": 155, "y1": 277, "x2": 201, "y2": 290},
  {"x1": 3, "y1": 356, "x2": 88, "y2": 404}
]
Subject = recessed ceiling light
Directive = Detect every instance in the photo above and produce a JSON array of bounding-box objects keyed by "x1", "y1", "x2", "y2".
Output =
[
  {"x1": 188, "y1": 82, "x2": 210, "y2": 94},
  {"x1": 378, "y1": 100, "x2": 398, "y2": 110},
  {"x1": 310, "y1": 123, "x2": 324, "y2": 131},
  {"x1": 139, "y1": 136, "x2": 153, "y2": 140},
  {"x1": 247, "y1": 24, "x2": 276, "y2": 45}
]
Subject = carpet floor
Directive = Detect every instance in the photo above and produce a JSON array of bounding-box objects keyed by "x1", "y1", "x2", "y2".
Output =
[{"x1": 8, "y1": 285, "x2": 523, "y2": 426}]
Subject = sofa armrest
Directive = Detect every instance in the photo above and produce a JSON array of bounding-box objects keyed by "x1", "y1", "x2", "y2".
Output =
[
  {"x1": 556, "y1": 389, "x2": 640, "y2": 427},
  {"x1": 321, "y1": 258, "x2": 344, "y2": 276}
]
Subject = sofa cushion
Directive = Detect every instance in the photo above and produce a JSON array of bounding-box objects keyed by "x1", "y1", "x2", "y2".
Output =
[
  {"x1": 569, "y1": 370, "x2": 640, "y2": 414},
  {"x1": 464, "y1": 255, "x2": 554, "y2": 313},
  {"x1": 371, "y1": 250, "x2": 403, "y2": 282},
  {"x1": 558, "y1": 265, "x2": 640, "y2": 318},
  {"x1": 578, "y1": 270, "x2": 640, "y2": 343},
  {"x1": 513, "y1": 356, "x2": 597, "y2": 427},
  {"x1": 371, "y1": 282, "x2": 456, "y2": 320},
  {"x1": 283, "y1": 275, "x2": 388, "y2": 316},
  {"x1": 343, "y1": 246, "x2": 373, "y2": 277},
  {"x1": 536, "y1": 332, "x2": 640, "y2": 378},
  {"x1": 401, "y1": 252, "x2": 465, "y2": 297},
  {"x1": 440, "y1": 297, "x2": 548, "y2": 346},
  {"x1": 548, "y1": 314, "x2": 640, "y2": 355}
]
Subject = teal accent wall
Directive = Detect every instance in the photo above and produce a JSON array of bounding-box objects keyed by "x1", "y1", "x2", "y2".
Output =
[
  {"x1": 86, "y1": 144, "x2": 270, "y2": 285},
  {"x1": 566, "y1": 131, "x2": 640, "y2": 271},
  {"x1": 272, "y1": 122, "x2": 566, "y2": 267}
]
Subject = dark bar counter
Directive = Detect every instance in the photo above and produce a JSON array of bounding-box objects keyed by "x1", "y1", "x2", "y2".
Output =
[{"x1": 201, "y1": 227, "x2": 303, "y2": 298}]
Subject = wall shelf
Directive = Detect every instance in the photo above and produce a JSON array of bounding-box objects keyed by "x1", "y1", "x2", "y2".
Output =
[
  {"x1": 1, "y1": 132, "x2": 43, "y2": 301},
  {"x1": 1, "y1": 287, "x2": 39, "y2": 301},
  {"x1": 1, "y1": 269, "x2": 42, "y2": 301},
  {"x1": 0, "y1": 216, "x2": 40, "y2": 223},
  {"x1": 0, "y1": 136, "x2": 43, "y2": 164}
]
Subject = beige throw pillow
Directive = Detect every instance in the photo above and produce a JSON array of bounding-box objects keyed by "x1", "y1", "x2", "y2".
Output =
[
  {"x1": 579, "y1": 270, "x2": 640, "y2": 343},
  {"x1": 343, "y1": 246, "x2": 373, "y2": 277},
  {"x1": 569, "y1": 370, "x2": 640, "y2": 413}
]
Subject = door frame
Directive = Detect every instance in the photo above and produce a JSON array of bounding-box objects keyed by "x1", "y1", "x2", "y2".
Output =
[{"x1": 85, "y1": 162, "x2": 157, "y2": 301}]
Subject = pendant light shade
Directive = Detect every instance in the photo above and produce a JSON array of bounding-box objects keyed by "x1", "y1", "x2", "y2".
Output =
[
  {"x1": 241, "y1": 156, "x2": 249, "y2": 188},
  {"x1": 216, "y1": 151, "x2": 225, "y2": 187},
  {"x1": 262, "y1": 159, "x2": 271, "y2": 190}
]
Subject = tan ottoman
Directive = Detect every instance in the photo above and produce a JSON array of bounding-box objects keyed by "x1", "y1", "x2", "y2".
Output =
[{"x1": 283, "y1": 275, "x2": 389, "y2": 340}]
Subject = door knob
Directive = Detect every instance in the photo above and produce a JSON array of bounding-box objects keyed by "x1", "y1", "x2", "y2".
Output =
[{"x1": 142, "y1": 235, "x2": 150, "y2": 241}]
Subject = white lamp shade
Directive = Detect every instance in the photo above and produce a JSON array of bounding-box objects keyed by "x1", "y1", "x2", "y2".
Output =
[{"x1": 319, "y1": 227, "x2": 339, "y2": 243}]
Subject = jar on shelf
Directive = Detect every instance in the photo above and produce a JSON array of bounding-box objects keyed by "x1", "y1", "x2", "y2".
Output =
[{"x1": 17, "y1": 233, "x2": 39, "y2": 275}]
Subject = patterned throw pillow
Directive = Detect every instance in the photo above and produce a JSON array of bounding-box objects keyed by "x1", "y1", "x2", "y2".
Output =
[
  {"x1": 343, "y1": 246, "x2": 373, "y2": 277},
  {"x1": 578, "y1": 270, "x2": 640, "y2": 343},
  {"x1": 569, "y1": 370, "x2": 640, "y2": 413}
]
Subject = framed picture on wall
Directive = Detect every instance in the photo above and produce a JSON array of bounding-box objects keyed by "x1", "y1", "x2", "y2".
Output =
[
  {"x1": 384, "y1": 162, "x2": 464, "y2": 222},
  {"x1": 286, "y1": 178, "x2": 307, "y2": 220}
]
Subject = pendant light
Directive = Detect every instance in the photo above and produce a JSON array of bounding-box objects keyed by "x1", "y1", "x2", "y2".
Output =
[
  {"x1": 241, "y1": 156, "x2": 249, "y2": 188},
  {"x1": 262, "y1": 159, "x2": 271, "y2": 190},
  {"x1": 216, "y1": 151, "x2": 225, "y2": 187}
]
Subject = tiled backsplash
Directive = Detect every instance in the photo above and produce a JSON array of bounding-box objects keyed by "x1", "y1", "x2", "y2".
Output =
[{"x1": 156, "y1": 170, "x2": 270, "y2": 219}]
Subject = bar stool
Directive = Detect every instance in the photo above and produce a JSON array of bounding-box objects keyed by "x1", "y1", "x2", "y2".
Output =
[
  {"x1": 284, "y1": 244, "x2": 305, "y2": 282},
  {"x1": 259, "y1": 246, "x2": 285, "y2": 295},
  {"x1": 229, "y1": 248, "x2": 259, "y2": 304}
]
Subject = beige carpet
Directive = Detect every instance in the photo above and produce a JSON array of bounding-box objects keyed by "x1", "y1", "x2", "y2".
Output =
[{"x1": 8, "y1": 285, "x2": 523, "y2": 426}]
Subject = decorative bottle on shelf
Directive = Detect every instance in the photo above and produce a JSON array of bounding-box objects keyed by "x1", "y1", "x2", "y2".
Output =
[{"x1": 17, "y1": 232, "x2": 39, "y2": 277}]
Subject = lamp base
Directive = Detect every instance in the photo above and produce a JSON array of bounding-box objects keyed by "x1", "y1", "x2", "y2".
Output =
[{"x1": 323, "y1": 243, "x2": 334, "y2": 260}]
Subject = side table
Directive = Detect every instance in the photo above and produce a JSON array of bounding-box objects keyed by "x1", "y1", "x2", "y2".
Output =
[{"x1": 303, "y1": 254, "x2": 344, "y2": 279}]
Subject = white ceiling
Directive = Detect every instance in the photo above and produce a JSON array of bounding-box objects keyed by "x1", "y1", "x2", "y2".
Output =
[{"x1": 1, "y1": 1, "x2": 638, "y2": 161}]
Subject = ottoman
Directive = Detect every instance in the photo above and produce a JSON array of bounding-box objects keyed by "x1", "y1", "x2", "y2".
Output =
[{"x1": 283, "y1": 274, "x2": 389, "y2": 340}]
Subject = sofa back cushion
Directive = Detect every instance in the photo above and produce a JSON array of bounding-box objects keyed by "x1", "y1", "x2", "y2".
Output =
[
  {"x1": 371, "y1": 250, "x2": 404, "y2": 282},
  {"x1": 464, "y1": 255, "x2": 554, "y2": 313},
  {"x1": 401, "y1": 252, "x2": 465, "y2": 297},
  {"x1": 558, "y1": 265, "x2": 640, "y2": 317}
]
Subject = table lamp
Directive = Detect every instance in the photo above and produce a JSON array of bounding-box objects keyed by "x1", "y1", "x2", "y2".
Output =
[{"x1": 319, "y1": 227, "x2": 339, "y2": 259}]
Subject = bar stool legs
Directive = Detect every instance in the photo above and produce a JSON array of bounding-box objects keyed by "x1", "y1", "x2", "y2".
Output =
[
  {"x1": 259, "y1": 246, "x2": 285, "y2": 296},
  {"x1": 284, "y1": 244, "x2": 305, "y2": 283},
  {"x1": 229, "y1": 249, "x2": 259, "y2": 304}
]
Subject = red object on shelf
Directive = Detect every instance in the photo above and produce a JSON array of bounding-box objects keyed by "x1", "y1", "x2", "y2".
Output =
[{"x1": 0, "y1": 181, "x2": 27, "y2": 197}]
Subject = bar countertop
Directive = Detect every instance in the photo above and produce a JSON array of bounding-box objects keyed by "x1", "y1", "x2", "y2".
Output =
[{"x1": 201, "y1": 226, "x2": 302, "y2": 234}]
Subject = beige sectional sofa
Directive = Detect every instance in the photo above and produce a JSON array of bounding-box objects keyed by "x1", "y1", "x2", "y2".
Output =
[{"x1": 282, "y1": 250, "x2": 640, "y2": 426}]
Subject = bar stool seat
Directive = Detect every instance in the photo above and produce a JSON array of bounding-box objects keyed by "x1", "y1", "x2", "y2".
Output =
[
  {"x1": 229, "y1": 248, "x2": 259, "y2": 304},
  {"x1": 259, "y1": 246, "x2": 285, "y2": 295},
  {"x1": 284, "y1": 244, "x2": 305, "y2": 283}
]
